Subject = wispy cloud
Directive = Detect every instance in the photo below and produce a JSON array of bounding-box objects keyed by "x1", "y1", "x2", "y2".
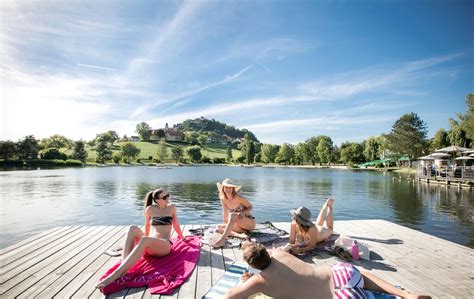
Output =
[{"x1": 77, "y1": 63, "x2": 118, "y2": 71}]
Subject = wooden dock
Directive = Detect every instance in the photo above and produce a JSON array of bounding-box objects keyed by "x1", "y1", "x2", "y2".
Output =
[{"x1": 1, "y1": 220, "x2": 472, "y2": 298}]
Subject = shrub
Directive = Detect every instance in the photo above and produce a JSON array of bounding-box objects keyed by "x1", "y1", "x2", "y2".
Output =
[
  {"x1": 201, "y1": 156, "x2": 211, "y2": 163},
  {"x1": 0, "y1": 159, "x2": 24, "y2": 166},
  {"x1": 112, "y1": 152, "x2": 122, "y2": 163},
  {"x1": 41, "y1": 148, "x2": 67, "y2": 160},
  {"x1": 236, "y1": 156, "x2": 245, "y2": 163},
  {"x1": 212, "y1": 157, "x2": 225, "y2": 164},
  {"x1": 65, "y1": 159, "x2": 83, "y2": 166}
]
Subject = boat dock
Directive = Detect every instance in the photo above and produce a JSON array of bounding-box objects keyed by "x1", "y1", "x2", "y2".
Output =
[{"x1": 1, "y1": 220, "x2": 472, "y2": 298}]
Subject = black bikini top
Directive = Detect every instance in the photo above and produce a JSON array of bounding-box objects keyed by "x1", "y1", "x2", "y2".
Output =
[{"x1": 151, "y1": 215, "x2": 173, "y2": 226}]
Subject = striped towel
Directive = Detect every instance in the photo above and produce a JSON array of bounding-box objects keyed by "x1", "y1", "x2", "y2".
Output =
[{"x1": 202, "y1": 261, "x2": 253, "y2": 299}]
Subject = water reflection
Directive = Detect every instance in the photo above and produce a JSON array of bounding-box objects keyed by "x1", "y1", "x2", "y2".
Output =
[{"x1": 0, "y1": 166, "x2": 472, "y2": 249}]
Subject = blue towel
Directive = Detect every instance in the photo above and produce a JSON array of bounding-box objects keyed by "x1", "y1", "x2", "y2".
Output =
[{"x1": 202, "y1": 261, "x2": 249, "y2": 299}]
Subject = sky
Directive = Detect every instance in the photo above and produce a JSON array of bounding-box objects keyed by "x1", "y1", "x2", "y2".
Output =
[{"x1": 1, "y1": 0, "x2": 473, "y2": 145}]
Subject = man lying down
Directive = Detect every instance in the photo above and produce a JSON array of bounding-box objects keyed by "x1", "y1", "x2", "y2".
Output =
[{"x1": 224, "y1": 241, "x2": 431, "y2": 299}]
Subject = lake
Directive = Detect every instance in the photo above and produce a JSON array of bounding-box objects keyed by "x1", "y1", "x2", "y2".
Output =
[{"x1": 0, "y1": 165, "x2": 473, "y2": 249}]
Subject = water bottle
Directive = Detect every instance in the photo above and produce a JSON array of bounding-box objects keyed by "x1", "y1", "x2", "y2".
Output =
[{"x1": 351, "y1": 240, "x2": 360, "y2": 260}]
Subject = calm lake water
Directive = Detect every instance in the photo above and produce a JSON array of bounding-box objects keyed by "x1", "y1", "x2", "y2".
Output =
[{"x1": 1, "y1": 166, "x2": 473, "y2": 249}]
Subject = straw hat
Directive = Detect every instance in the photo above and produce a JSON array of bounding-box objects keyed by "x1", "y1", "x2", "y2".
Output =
[
  {"x1": 290, "y1": 206, "x2": 313, "y2": 227},
  {"x1": 216, "y1": 178, "x2": 241, "y2": 192}
]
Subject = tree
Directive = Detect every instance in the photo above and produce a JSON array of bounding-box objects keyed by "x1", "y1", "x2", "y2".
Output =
[
  {"x1": 226, "y1": 145, "x2": 233, "y2": 162},
  {"x1": 363, "y1": 136, "x2": 382, "y2": 161},
  {"x1": 304, "y1": 136, "x2": 321, "y2": 165},
  {"x1": 294, "y1": 143, "x2": 306, "y2": 165},
  {"x1": 40, "y1": 134, "x2": 73, "y2": 149},
  {"x1": 136, "y1": 122, "x2": 152, "y2": 141},
  {"x1": 156, "y1": 139, "x2": 169, "y2": 162},
  {"x1": 385, "y1": 113, "x2": 428, "y2": 163},
  {"x1": 240, "y1": 134, "x2": 255, "y2": 164},
  {"x1": 340, "y1": 142, "x2": 365, "y2": 165},
  {"x1": 447, "y1": 94, "x2": 474, "y2": 147},
  {"x1": 198, "y1": 134, "x2": 208, "y2": 146},
  {"x1": 261, "y1": 144, "x2": 279, "y2": 163},
  {"x1": 17, "y1": 135, "x2": 39, "y2": 160},
  {"x1": 171, "y1": 147, "x2": 184, "y2": 163},
  {"x1": 72, "y1": 140, "x2": 88, "y2": 162},
  {"x1": 186, "y1": 146, "x2": 202, "y2": 162},
  {"x1": 184, "y1": 131, "x2": 199, "y2": 145},
  {"x1": 96, "y1": 135, "x2": 112, "y2": 163},
  {"x1": 275, "y1": 143, "x2": 295, "y2": 164},
  {"x1": 317, "y1": 136, "x2": 333, "y2": 165},
  {"x1": 41, "y1": 148, "x2": 67, "y2": 160},
  {"x1": 103, "y1": 130, "x2": 119, "y2": 145},
  {"x1": 121, "y1": 142, "x2": 141, "y2": 162},
  {"x1": 430, "y1": 129, "x2": 449, "y2": 151},
  {"x1": 0, "y1": 141, "x2": 17, "y2": 159}
]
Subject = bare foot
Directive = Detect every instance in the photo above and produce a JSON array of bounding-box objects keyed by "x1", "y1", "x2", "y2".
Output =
[
  {"x1": 211, "y1": 236, "x2": 226, "y2": 249},
  {"x1": 95, "y1": 272, "x2": 120, "y2": 290},
  {"x1": 325, "y1": 197, "x2": 335, "y2": 210}
]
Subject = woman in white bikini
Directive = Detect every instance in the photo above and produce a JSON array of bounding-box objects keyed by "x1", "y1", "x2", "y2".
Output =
[
  {"x1": 284, "y1": 197, "x2": 334, "y2": 255},
  {"x1": 96, "y1": 188, "x2": 185, "y2": 289},
  {"x1": 211, "y1": 178, "x2": 256, "y2": 248}
]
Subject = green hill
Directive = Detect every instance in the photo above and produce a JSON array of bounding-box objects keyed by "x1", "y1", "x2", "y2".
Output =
[{"x1": 176, "y1": 117, "x2": 259, "y2": 142}]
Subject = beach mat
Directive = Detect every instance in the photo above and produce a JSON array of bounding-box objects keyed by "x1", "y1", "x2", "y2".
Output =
[
  {"x1": 98, "y1": 236, "x2": 201, "y2": 295},
  {"x1": 190, "y1": 222, "x2": 288, "y2": 248}
]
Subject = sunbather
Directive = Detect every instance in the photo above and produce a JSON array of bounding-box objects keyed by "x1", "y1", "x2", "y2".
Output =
[
  {"x1": 211, "y1": 178, "x2": 256, "y2": 248},
  {"x1": 224, "y1": 242, "x2": 431, "y2": 299},
  {"x1": 282, "y1": 197, "x2": 334, "y2": 255},
  {"x1": 96, "y1": 188, "x2": 185, "y2": 289}
]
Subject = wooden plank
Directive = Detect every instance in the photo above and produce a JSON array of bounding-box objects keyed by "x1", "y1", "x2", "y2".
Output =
[
  {"x1": 53, "y1": 226, "x2": 128, "y2": 298},
  {"x1": 194, "y1": 225, "x2": 213, "y2": 299},
  {"x1": 175, "y1": 224, "x2": 199, "y2": 299},
  {"x1": 0, "y1": 226, "x2": 79, "y2": 267},
  {"x1": 0, "y1": 226, "x2": 68, "y2": 256},
  {"x1": 28, "y1": 226, "x2": 125, "y2": 298},
  {"x1": 0, "y1": 226, "x2": 91, "y2": 286},
  {"x1": 0, "y1": 226, "x2": 107, "y2": 297}
]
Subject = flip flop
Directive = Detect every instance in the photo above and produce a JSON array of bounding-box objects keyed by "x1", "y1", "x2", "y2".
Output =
[
  {"x1": 334, "y1": 246, "x2": 352, "y2": 262},
  {"x1": 103, "y1": 248, "x2": 122, "y2": 257}
]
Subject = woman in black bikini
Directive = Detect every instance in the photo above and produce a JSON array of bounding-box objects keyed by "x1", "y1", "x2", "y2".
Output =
[
  {"x1": 96, "y1": 188, "x2": 184, "y2": 289},
  {"x1": 211, "y1": 178, "x2": 256, "y2": 248}
]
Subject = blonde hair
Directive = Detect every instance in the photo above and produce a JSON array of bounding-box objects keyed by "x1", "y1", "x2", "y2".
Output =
[{"x1": 295, "y1": 222, "x2": 311, "y2": 240}]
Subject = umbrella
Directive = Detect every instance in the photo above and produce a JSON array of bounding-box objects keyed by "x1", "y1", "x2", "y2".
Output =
[
  {"x1": 462, "y1": 149, "x2": 474, "y2": 154},
  {"x1": 470, "y1": 153, "x2": 474, "y2": 157},
  {"x1": 417, "y1": 156, "x2": 435, "y2": 160},
  {"x1": 429, "y1": 152, "x2": 450, "y2": 158},
  {"x1": 454, "y1": 156, "x2": 474, "y2": 160},
  {"x1": 435, "y1": 145, "x2": 470, "y2": 153}
]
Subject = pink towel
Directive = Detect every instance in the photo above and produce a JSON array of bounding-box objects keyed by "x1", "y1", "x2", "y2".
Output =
[{"x1": 99, "y1": 236, "x2": 201, "y2": 295}]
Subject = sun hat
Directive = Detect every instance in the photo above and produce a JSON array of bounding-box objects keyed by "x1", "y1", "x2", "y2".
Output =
[
  {"x1": 216, "y1": 178, "x2": 242, "y2": 192},
  {"x1": 290, "y1": 206, "x2": 313, "y2": 227}
]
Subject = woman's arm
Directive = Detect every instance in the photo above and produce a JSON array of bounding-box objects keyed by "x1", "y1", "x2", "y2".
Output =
[
  {"x1": 172, "y1": 205, "x2": 184, "y2": 239},
  {"x1": 144, "y1": 207, "x2": 151, "y2": 237},
  {"x1": 288, "y1": 221, "x2": 296, "y2": 244},
  {"x1": 294, "y1": 227, "x2": 318, "y2": 254},
  {"x1": 220, "y1": 195, "x2": 229, "y2": 223},
  {"x1": 361, "y1": 271, "x2": 431, "y2": 299}
]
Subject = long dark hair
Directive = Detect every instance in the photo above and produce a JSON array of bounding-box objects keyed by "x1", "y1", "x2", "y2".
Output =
[{"x1": 144, "y1": 188, "x2": 166, "y2": 211}]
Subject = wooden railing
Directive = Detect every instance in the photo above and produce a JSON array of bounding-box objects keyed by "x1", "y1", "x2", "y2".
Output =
[{"x1": 416, "y1": 165, "x2": 474, "y2": 181}]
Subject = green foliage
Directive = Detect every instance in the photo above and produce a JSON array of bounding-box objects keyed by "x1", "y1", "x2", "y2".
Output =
[
  {"x1": 240, "y1": 134, "x2": 256, "y2": 164},
  {"x1": 212, "y1": 157, "x2": 226, "y2": 164},
  {"x1": 17, "y1": 135, "x2": 40, "y2": 160},
  {"x1": 430, "y1": 129, "x2": 449, "y2": 151},
  {"x1": 261, "y1": 144, "x2": 279, "y2": 163},
  {"x1": 171, "y1": 147, "x2": 184, "y2": 163},
  {"x1": 304, "y1": 136, "x2": 321, "y2": 165},
  {"x1": 275, "y1": 143, "x2": 295, "y2": 164},
  {"x1": 72, "y1": 140, "x2": 88, "y2": 162},
  {"x1": 226, "y1": 145, "x2": 233, "y2": 162},
  {"x1": 198, "y1": 134, "x2": 208, "y2": 145},
  {"x1": 121, "y1": 142, "x2": 141, "y2": 162},
  {"x1": 184, "y1": 131, "x2": 199, "y2": 144},
  {"x1": 96, "y1": 135, "x2": 112, "y2": 163},
  {"x1": 156, "y1": 139, "x2": 169, "y2": 161},
  {"x1": 186, "y1": 146, "x2": 202, "y2": 162},
  {"x1": 0, "y1": 159, "x2": 24, "y2": 166},
  {"x1": 177, "y1": 118, "x2": 259, "y2": 142},
  {"x1": 40, "y1": 134, "x2": 73, "y2": 150},
  {"x1": 317, "y1": 136, "x2": 333, "y2": 164},
  {"x1": 201, "y1": 156, "x2": 211, "y2": 163},
  {"x1": 136, "y1": 122, "x2": 152, "y2": 141},
  {"x1": 340, "y1": 142, "x2": 365, "y2": 165},
  {"x1": 254, "y1": 152, "x2": 261, "y2": 163},
  {"x1": 447, "y1": 95, "x2": 473, "y2": 147},
  {"x1": 41, "y1": 148, "x2": 67, "y2": 160},
  {"x1": 385, "y1": 113, "x2": 428, "y2": 161},
  {"x1": 363, "y1": 136, "x2": 383, "y2": 161},
  {"x1": 0, "y1": 141, "x2": 17, "y2": 159},
  {"x1": 112, "y1": 152, "x2": 122, "y2": 163},
  {"x1": 294, "y1": 143, "x2": 307, "y2": 165},
  {"x1": 235, "y1": 156, "x2": 245, "y2": 163}
]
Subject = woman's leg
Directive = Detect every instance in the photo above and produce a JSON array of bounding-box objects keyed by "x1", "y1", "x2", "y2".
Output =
[
  {"x1": 122, "y1": 225, "x2": 144, "y2": 260},
  {"x1": 361, "y1": 271, "x2": 431, "y2": 299},
  {"x1": 315, "y1": 198, "x2": 334, "y2": 228},
  {"x1": 97, "y1": 237, "x2": 171, "y2": 289},
  {"x1": 211, "y1": 212, "x2": 239, "y2": 248},
  {"x1": 232, "y1": 216, "x2": 256, "y2": 233}
]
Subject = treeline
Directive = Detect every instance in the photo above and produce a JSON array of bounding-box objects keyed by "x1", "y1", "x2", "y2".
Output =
[
  {"x1": 176, "y1": 118, "x2": 259, "y2": 142},
  {"x1": 0, "y1": 94, "x2": 472, "y2": 166}
]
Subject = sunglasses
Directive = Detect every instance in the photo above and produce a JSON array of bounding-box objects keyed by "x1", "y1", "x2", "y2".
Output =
[{"x1": 159, "y1": 193, "x2": 170, "y2": 200}]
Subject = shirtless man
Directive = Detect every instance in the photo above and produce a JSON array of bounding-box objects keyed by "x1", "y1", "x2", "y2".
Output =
[{"x1": 224, "y1": 242, "x2": 431, "y2": 299}]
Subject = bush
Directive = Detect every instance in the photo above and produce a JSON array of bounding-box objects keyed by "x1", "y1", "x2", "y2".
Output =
[
  {"x1": 65, "y1": 159, "x2": 83, "y2": 166},
  {"x1": 201, "y1": 156, "x2": 211, "y2": 163},
  {"x1": 236, "y1": 156, "x2": 245, "y2": 163},
  {"x1": 112, "y1": 152, "x2": 121, "y2": 163},
  {"x1": 0, "y1": 159, "x2": 24, "y2": 166},
  {"x1": 27, "y1": 159, "x2": 66, "y2": 166},
  {"x1": 41, "y1": 148, "x2": 67, "y2": 160},
  {"x1": 212, "y1": 157, "x2": 225, "y2": 164}
]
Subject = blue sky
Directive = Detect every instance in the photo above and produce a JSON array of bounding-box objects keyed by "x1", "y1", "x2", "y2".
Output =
[{"x1": 1, "y1": 0, "x2": 473, "y2": 145}]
